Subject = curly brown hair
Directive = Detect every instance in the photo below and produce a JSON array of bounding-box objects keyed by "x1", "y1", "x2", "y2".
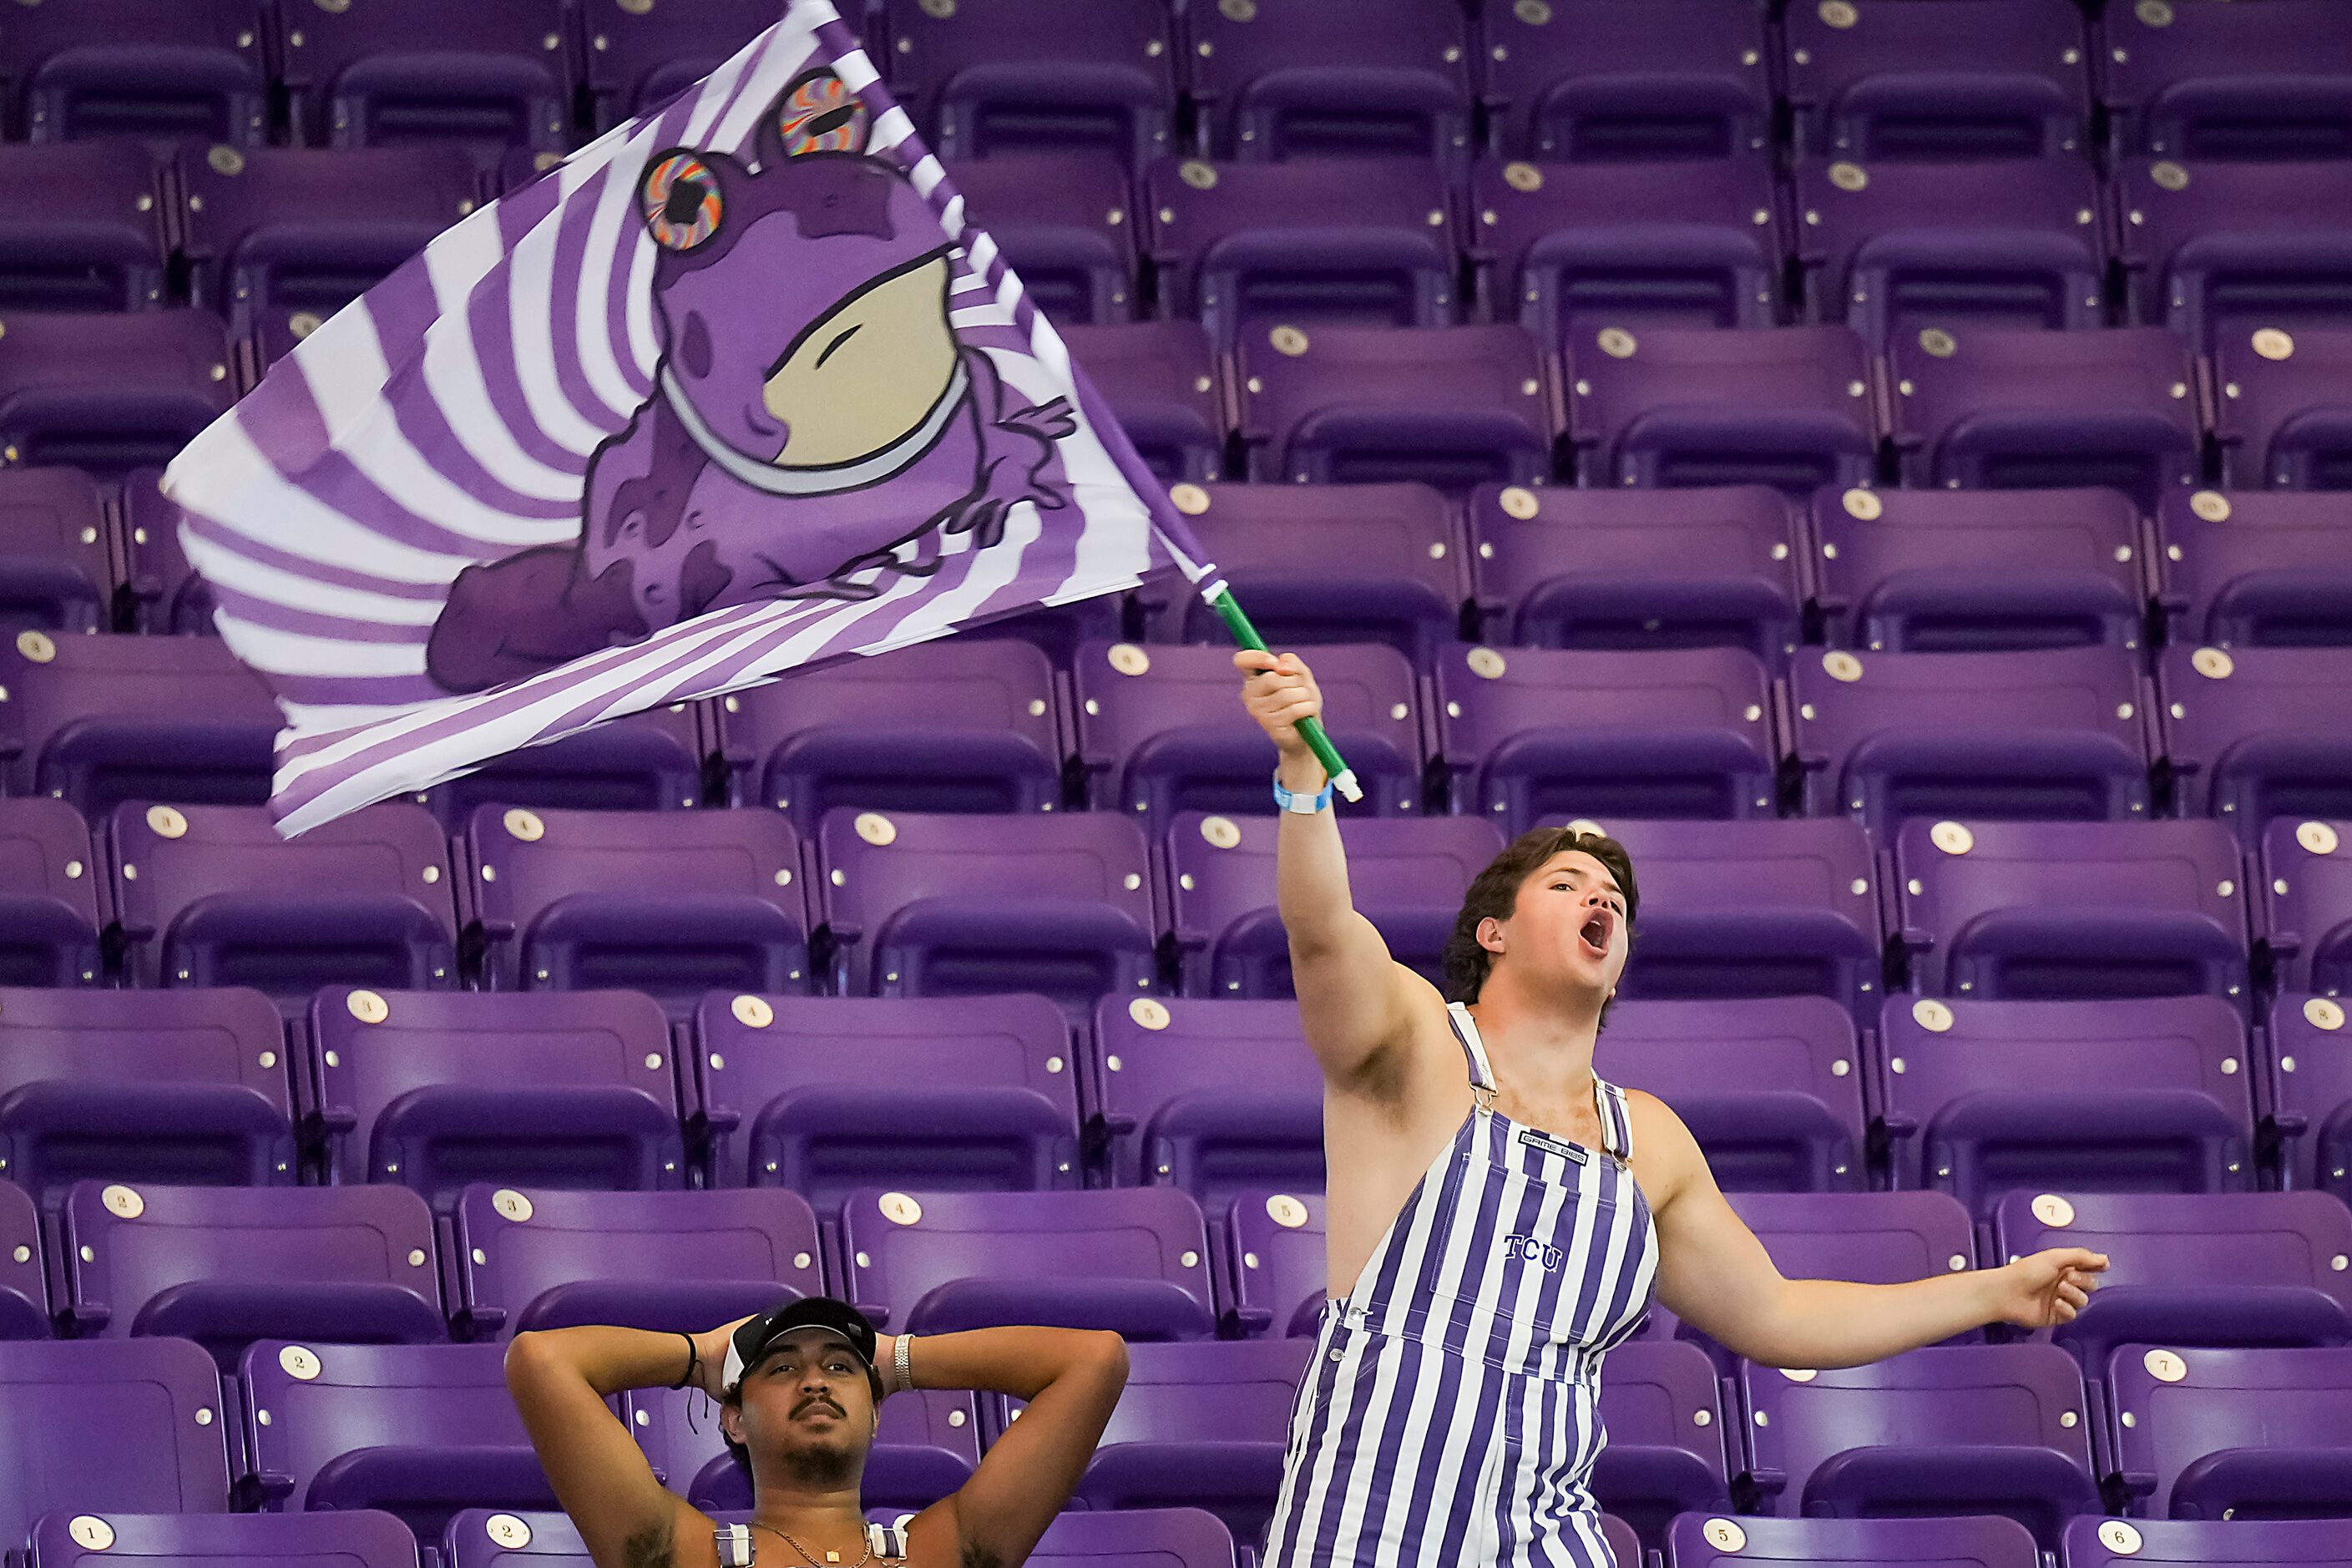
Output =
[{"x1": 1440, "y1": 827, "x2": 1640, "y2": 1026}]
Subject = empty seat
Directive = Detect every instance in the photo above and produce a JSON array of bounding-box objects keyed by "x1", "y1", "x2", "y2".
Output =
[
  {"x1": 2152, "y1": 490, "x2": 2352, "y2": 649},
  {"x1": 1236, "y1": 323, "x2": 1555, "y2": 493},
  {"x1": 1182, "y1": 0, "x2": 1471, "y2": 167},
  {"x1": 238, "y1": 1339, "x2": 551, "y2": 1533},
  {"x1": 0, "y1": 311, "x2": 237, "y2": 480},
  {"x1": 624, "y1": 1383, "x2": 980, "y2": 1514},
  {"x1": 1737, "y1": 1343, "x2": 2100, "y2": 1546},
  {"x1": 1163, "y1": 812, "x2": 1506, "y2": 998},
  {"x1": 2269, "y1": 993, "x2": 2352, "y2": 1206},
  {"x1": 0, "y1": 1178, "x2": 43, "y2": 1337},
  {"x1": 1553, "y1": 817, "x2": 1883, "y2": 1016},
  {"x1": 883, "y1": 0, "x2": 1174, "y2": 169},
  {"x1": 463, "y1": 805, "x2": 809, "y2": 1014},
  {"x1": 443, "y1": 1510, "x2": 583, "y2": 1568},
  {"x1": 0, "y1": 986, "x2": 293, "y2": 1200},
  {"x1": 692, "y1": 991, "x2": 1082, "y2": 1209},
  {"x1": 1023, "y1": 1510, "x2": 1239, "y2": 1568},
  {"x1": 1566, "y1": 325, "x2": 1877, "y2": 496},
  {"x1": 117, "y1": 468, "x2": 208, "y2": 635},
  {"x1": 1072, "y1": 639, "x2": 1424, "y2": 817},
  {"x1": 1465, "y1": 483, "x2": 1802, "y2": 667},
  {"x1": 2107, "y1": 1345, "x2": 2352, "y2": 1520},
  {"x1": 308, "y1": 985, "x2": 685, "y2": 1208},
  {"x1": 2156, "y1": 645, "x2": 2352, "y2": 837},
  {"x1": 1587, "y1": 1339, "x2": 1736, "y2": 1543},
  {"x1": 1878, "y1": 996, "x2": 2255, "y2": 1218},
  {"x1": 1059, "y1": 321, "x2": 1224, "y2": 483},
  {"x1": 0, "y1": 141, "x2": 171, "y2": 311},
  {"x1": 1669, "y1": 1514, "x2": 2043, "y2": 1568},
  {"x1": 1090, "y1": 995, "x2": 1323, "y2": 1211},
  {"x1": 1884, "y1": 326, "x2": 2201, "y2": 509},
  {"x1": 0, "y1": 1338, "x2": 233, "y2": 1546},
  {"x1": 1433, "y1": 644, "x2": 1778, "y2": 830},
  {"x1": 276, "y1": 0, "x2": 572, "y2": 170},
  {"x1": 2114, "y1": 159, "x2": 2352, "y2": 357},
  {"x1": 946, "y1": 156, "x2": 1136, "y2": 327},
  {"x1": 2210, "y1": 326, "x2": 2352, "y2": 491},
  {"x1": 1132, "y1": 482, "x2": 1463, "y2": 665},
  {"x1": 0, "y1": 614, "x2": 278, "y2": 816},
  {"x1": 1220, "y1": 1187, "x2": 1327, "y2": 1339},
  {"x1": 1894, "y1": 817, "x2": 2251, "y2": 1008},
  {"x1": 1782, "y1": 0, "x2": 2090, "y2": 160},
  {"x1": 109, "y1": 802, "x2": 457, "y2": 1001},
  {"x1": 448, "y1": 1185, "x2": 822, "y2": 1339},
  {"x1": 2060, "y1": 1515, "x2": 2352, "y2": 1568},
  {"x1": 2260, "y1": 817, "x2": 2352, "y2": 998},
  {"x1": 1146, "y1": 157, "x2": 1459, "y2": 349},
  {"x1": 58, "y1": 1181, "x2": 446, "y2": 1358},
  {"x1": 1792, "y1": 156, "x2": 2104, "y2": 348},
  {"x1": 1596, "y1": 996, "x2": 1867, "y2": 1192},
  {"x1": 837, "y1": 1186, "x2": 1216, "y2": 1340},
  {"x1": 2099, "y1": 0, "x2": 2352, "y2": 162},
  {"x1": 0, "y1": 0, "x2": 267, "y2": 149},
  {"x1": 577, "y1": 0, "x2": 780, "y2": 129},
  {"x1": 29, "y1": 1508, "x2": 421, "y2": 1568},
  {"x1": 1788, "y1": 646, "x2": 2152, "y2": 833},
  {"x1": 816, "y1": 807, "x2": 1157, "y2": 1014},
  {"x1": 0, "y1": 468, "x2": 116, "y2": 634},
  {"x1": 0, "y1": 797, "x2": 104, "y2": 987},
  {"x1": 1476, "y1": 0, "x2": 1773, "y2": 162},
  {"x1": 1471, "y1": 154, "x2": 1781, "y2": 341},
  {"x1": 420, "y1": 707, "x2": 707, "y2": 829},
  {"x1": 1810, "y1": 485, "x2": 2146, "y2": 654}
]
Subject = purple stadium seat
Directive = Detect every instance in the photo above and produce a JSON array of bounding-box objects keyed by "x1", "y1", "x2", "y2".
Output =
[
  {"x1": 2061, "y1": 1515, "x2": 2352, "y2": 1568},
  {"x1": 1132, "y1": 482, "x2": 1462, "y2": 665},
  {"x1": 108, "y1": 802, "x2": 458, "y2": 1001},
  {"x1": 691, "y1": 991, "x2": 1082, "y2": 1208},
  {"x1": 1237, "y1": 323, "x2": 1557, "y2": 493},
  {"x1": 1889, "y1": 818, "x2": 2251, "y2": 1008},
  {"x1": 1552, "y1": 817, "x2": 1883, "y2": 1017},
  {"x1": 1782, "y1": 0, "x2": 2090, "y2": 160},
  {"x1": 2099, "y1": 0, "x2": 2352, "y2": 162},
  {"x1": 57, "y1": 1181, "x2": 446, "y2": 1359},
  {"x1": 837, "y1": 1186, "x2": 1216, "y2": 1340},
  {"x1": 1737, "y1": 1343, "x2": 2101, "y2": 1546},
  {"x1": 946, "y1": 155, "x2": 1136, "y2": 327},
  {"x1": 0, "y1": 0, "x2": 268, "y2": 149},
  {"x1": 1470, "y1": 154, "x2": 1781, "y2": 340},
  {"x1": 308, "y1": 985, "x2": 685, "y2": 1208},
  {"x1": 1433, "y1": 643, "x2": 1778, "y2": 830},
  {"x1": 2152, "y1": 490, "x2": 2352, "y2": 649},
  {"x1": 1587, "y1": 1339, "x2": 1735, "y2": 1545},
  {"x1": 275, "y1": 0, "x2": 571, "y2": 170},
  {"x1": 2156, "y1": 645, "x2": 2352, "y2": 839},
  {"x1": 2210, "y1": 326, "x2": 2352, "y2": 491},
  {"x1": 0, "y1": 797, "x2": 103, "y2": 987},
  {"x1": 1565, "y1": 324, "x2": 1877, "y2": 496},
  {"x1": 1877, "y1": 996, "x2": 2255, "y2": 1219},
  {"x1": 2107, "y1": 1345, "x2": 2352, "y2": 1520},
  {"x1": 2114, "y1": 159, "x2": 2352, "y2": 357},
  {"x1": 1465, "y1": 483, "x2": 1803, "y2": 668},
  {"x1": 1072, "y1": 639, "x2": 1424, "y2": 817},
  {"x1": 0, "y1": 630, "x2": 278, "y2": 815},
  {"x1": 1476, "y1": 0, "x2": 1773, "y2": 162},
  {"x1": 1788, "y1": 646, "x2": 2152, "y2": 833},
  {"x1": 2260, "y1": 818, "x2": 2352, "y2": 999},
  {"x1": 1596, "y1": 996, "x2": 1866, "y2": 1192},
  {"x1": 815, "y1": 807, "x2": 1158, "y2": 1014},
  {"x1": 2271, "y1": 993, "x2": 2352, "y2": 1206},
  {"x1": 1990, "y1": 1190, "x2": 2352, "y2": 1371},
  {"x1": 418, "y1": 707, "x2": 707, "y2": 830},
  {"x1": 1885, "y1": 326, "x2": 2202, "y2": 509},
  {"x1": 462, "y1": 804, "x2": 809, "y2": 1015},
  {"x1": 624, "y1": 1383, "x2": 980, "y2": 1515},
  {"x1": 238, "y1": 1339, "x2": 551, "y2": 1533},
  {"x1": 576, "y1": 0, "x2": 778, "y2": 129},
  {"x1": 1162, "y1": 812, "x2": 1506, "y2": 998},
  {"x1": 883, "y1": 0, "x2": 1174, "y2": 169},
  {"x1": 117, "y1": 468, "x2": 209, "y2": 635},
  {"x1": 1793, "y1": 156, "x2": 2104, "y2": 348},
  {"x1": 1023, "y1": 1509, "x2": 1240, "y2": 1568},
  {"x1": 0, "y1": 310, "x2": 237, "y2": 480},
  {"x1": 179, "y1": 144, "x2": 479, "y2": 370},
  {"x1": 0, "y1": 141, "x2": 171, "y2": 311},
  {"x1": 1181, "y1": 0, "x2": 1471, "y2": 167},
  {"x1": 0, "y1": 1338, "x2": 233, "y2": 1547},
  {"x1": 0, "y1": 986, "x2": 293, "y2": 1199},
  {"x1": 1220, "y1": 1187, "x2": 1326, "y2": 1340},
  {"x1": 0, "y1": 1178, "x2": 43, "y2": 1337},
  {"x1": 29, "y1": 1509, "x2": 421, "y2": 1568},
  {"x1": 1668, "y1": 1513, "x2": 2043, "y2": 1568},
  {"x1": 1089, "y1": 994, "x2": 1322, "y2": 1211},
  {"x1": 0, "y1": 468, "x2": 114, "y2": 635},
  {"x1": 1146, "y1": 157, "x2": 1459, "y2": 349},
  {"x1": 1811, "y1": 485, "x2": 2145, "y2": 654},
  {"x1": 448, "y1": 1185, "x2": 822, "y2": 1340},
  {"x1": 443, "y1": 1510, "x2": 584, "y2": 1568},
  {"x1": 1060, "y1": 321, "x2": 1225, "y2": 484}
]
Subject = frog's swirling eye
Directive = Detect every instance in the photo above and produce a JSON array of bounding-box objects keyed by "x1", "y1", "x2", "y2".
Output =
[
  {"x1": 776, "y1": 69, "x2": 871, "y2": 156},
  {"x1": 641, "y1": 150, "x2": 723, "y2": 251}
]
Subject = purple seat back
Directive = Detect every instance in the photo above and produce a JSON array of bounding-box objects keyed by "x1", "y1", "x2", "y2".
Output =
[
  {"x1": 2107, "y1": 1344, "x2": 2352, "y2": 1520},
  {"x1": 1589, "y1": 1339, "x2": 1733, "y2": 1543},
  {"x1": 883, "y1": 0, "x2": 1174, "y2": 169},
  {"x1": 1890, "y1": 818, "x2": 2250, "y2": 1009},
  {"x1": 1782, "y1": 0, "x2": 2089, "y2": 159},
  {"x1": 2260, "y1": 819, "x2": 2352, "y2": 997},
  {"x1": 1182, "y1": 0, "x2": 1470, "y2": 167},
  {"x1": 0, "y1": 310, "x2": 238, "y2": 480},
  {"x1": 2098, "y1": 0, "x2": 2352, "y2": 161},
  {"x1": 0, "y1": 797, "x2": 103, "y2": 986},
  {"x1": 947, "y1": 155, "x2": 1136, "y2": 326},
  {"x1": 29, "y1": 1508, "x2": 420, "y2": 1568},
  {"x1": 420, "y1": 707, "x2": 707, "y2": 830},
  {"x1": 109, "y1": 802, "x2": 458, "y2": 1002},
  {"x1": 577, "y1": 0, "x2": 780, "y2": 129},
  {"x1": 449, "y1": 1184, "x2": 822, "y2": 1340},
  {"x1": 1668, "y1": 1512, "x2": 2043, "y2": 1568},
  {"x1": 1477, "y1": 0, "x2": 1773, "y2": 162},
  {"x1": 1465, "y1": 483, "x2": 1802, "y2": 667},
  {"x1": 2157, "y1": 646, "x2": 2352, "y2": 840},
  {"x1": 1597, "y1": 996, "x2": 1866, "y2": 1192},
  {"x1": 1433, "y1": 643, "x2": 1778, "y2": 830},
  {"x1": 1090, "y1": 995, "x2": 1323, "y2": 1207},
  {"x1": 1073, "y1": 640, "x2": 1424, "y2": 817},
  {"x1": 1163, "y1": 812, "x2": 1506, "y2": 999},
  {"x1": 0, "y1": 468, "x2": 112, "y2": 635},
  {"x1": 2210, "y1": 326, "x2": 2352, "y2": 491},
  {"x1": 0, "y1": 0, "x2": 268, "y2": 149},
  {"x1": 0, "y1": 985, "x2": 293, "y2": 1199},
  {"x1": 275, "y1": 0, "x2": 571, "y2": 169},
  {"x1": 1059, "y1": 321, "x2": 1225, "y2": 484},
  {"x1": 119, "y1": 467, "x2": 210, "y2": 635},
  {"x1": 692, "y1": 991, "x2": 1082, "y2": 1208},
  {"x1": 1877, "y1": 995, "x2": 2254, "y2": 1217},
  {"x1": 2114, "y1": 160, "x2": 2352, "y2": 357},
  {"x1": 2061, "y1": 1515, "x2": 2352, "y2": 1568},
  {"x1": 623, "y1": 1383, "x2": 979, "y2": 1515},
  {"x1": 837, "y1": 1186, "x2": 1216, "y2": 1341},
  {"x1": 1023, "y1": 1508, "x2": 1239, "y2": 1568},
  {"x1": 2271, "y1": 993, "x2": 2352, "y2": 1204},
  {"x1": 2152, "y1": 490, "x2": 2352, "y2": 650},
  {"x1": 0, "y1": 1177, "x2": 43, "y2": 1337},
  {"x1": 443, "y1": 1510, "x2": 584, "y2": 1568},
  {"x1": 308, "y1": 985, "x2": 685, "y2": 1209},
  {"x1": 1221, "y1": 1187, "x2": 1328, "y2": 1342},
  {"x1": 0, "y1": 1338, "x2": 233, "y2": 1547},
  {"x1": 0, "y1": 141, "x2": 171, "y2": 312}
]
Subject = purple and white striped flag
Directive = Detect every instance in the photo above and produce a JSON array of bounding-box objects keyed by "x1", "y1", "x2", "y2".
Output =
[{"x1": 164, "y1": 1, "x2": 1206, "y2": 836}]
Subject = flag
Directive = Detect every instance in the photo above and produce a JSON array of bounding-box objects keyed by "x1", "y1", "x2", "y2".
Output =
[{"x1": 163, "y1": 0, "x2": 1206, "y2": 836}]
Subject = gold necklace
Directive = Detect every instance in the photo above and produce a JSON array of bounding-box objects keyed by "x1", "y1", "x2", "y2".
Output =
[{"x1": 749, "y1": 1520, "x2": 873, "y2": 1568}]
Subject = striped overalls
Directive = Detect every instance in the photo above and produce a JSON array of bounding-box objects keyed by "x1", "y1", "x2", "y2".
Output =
[{"x1": 1263, "y1": 1004, "x2": 1660, "y2": 1567}]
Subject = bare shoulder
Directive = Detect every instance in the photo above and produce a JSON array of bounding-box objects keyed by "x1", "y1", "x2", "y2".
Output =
[
  {"x1": 1619, "y1": 1087, "x2": 1705, "y2": 1211},
  {"x1": 901, "y1": 1497, "x2": 1006, "y2": 1568}
]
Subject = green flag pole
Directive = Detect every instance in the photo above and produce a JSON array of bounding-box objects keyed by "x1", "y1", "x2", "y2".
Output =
[{"x1": 1201, "y1": 579, "x2": 1363, "y2": 803}]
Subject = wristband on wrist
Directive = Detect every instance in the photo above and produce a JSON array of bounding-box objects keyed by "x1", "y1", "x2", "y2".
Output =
[
  {"x1": 893, "y1": 1332, "x2": 915, "y2": 1393},
  {"x1": 1272, "y1": 772, "x2": 1333, "y2": 814}
]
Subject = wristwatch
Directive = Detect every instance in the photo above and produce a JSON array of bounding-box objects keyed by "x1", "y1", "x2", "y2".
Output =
[{"x1": 1272, "y1": 771, "x2": 1334, "y2": 814}]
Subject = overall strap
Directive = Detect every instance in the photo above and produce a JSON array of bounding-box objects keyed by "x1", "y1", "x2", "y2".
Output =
[
  {"x1": 1595, "y1": 1076, "x2": 1636, "y2": 1161},
  {"x1": 1445, "y1": 1001, "x2": 1500, "y2": 1095},
  {"x1": 866, "y1": 1520, "x2": 910, "y2": 1561}
]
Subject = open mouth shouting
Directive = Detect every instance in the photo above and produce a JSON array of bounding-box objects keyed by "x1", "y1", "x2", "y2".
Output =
[{"x1": 1576, "y1": 905, "x2": 1616, "y2": 961}]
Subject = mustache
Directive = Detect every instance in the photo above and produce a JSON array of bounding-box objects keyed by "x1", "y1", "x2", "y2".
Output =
[{"x1": 792, "y1": 1394, "x2": 846, "y2": 1419}]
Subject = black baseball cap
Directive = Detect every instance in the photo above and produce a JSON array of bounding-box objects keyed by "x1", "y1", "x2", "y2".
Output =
[{"x1": 724, "y1": 1297, "x2": 882, "y2": 1393}]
